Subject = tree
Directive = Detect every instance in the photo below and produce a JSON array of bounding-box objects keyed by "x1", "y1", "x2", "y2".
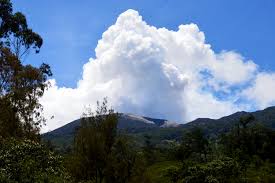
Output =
[
  {"x1": 220, "y1": 115, "x2": 275, "y2": 163},
  {"x1": 0, "y1": 0, "x2": 51, "y2": 140},
  {"x1": 105, "y1": 136, "x2": 147, "y2": 183},
  {"x1": 176, "y1": 128, "x2": 209, "y2": 162},
  {"x1": 0, "y1": 0, "x2": 43, "y2": 58},
  {"x1": 143, "y1": 135, "x2": 156, "y2": 165},
  {"x1": 68, "y1": 99, "x2": 119, "y2": 183},
  {"x1": 68, "y1": 99, "x2": 147, "y2": 183}
]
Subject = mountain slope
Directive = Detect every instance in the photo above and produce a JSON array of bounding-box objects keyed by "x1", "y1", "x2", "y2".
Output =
[
  {"x1": 45, "y1": 113, "x2": 166, "y2": 137},
  {"x1": 43, "y1": 106, "x2": 275, "y2": 150},
  {"x1": 181, "y1": 106, "x2": 275, "y2": 137}
]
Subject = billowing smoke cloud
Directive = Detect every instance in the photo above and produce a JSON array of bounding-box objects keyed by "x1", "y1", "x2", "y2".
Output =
[{"x1": 41, "y1": 9, "x2": 275, "y2": 132}]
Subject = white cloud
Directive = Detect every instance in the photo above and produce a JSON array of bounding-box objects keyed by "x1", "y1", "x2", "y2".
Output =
[
  {"x1": 242, "y1": 73, "x2": 275, "y2": 109},
  {"x1": 41, "y1": 9, "x2": 275, "y2": 132}
]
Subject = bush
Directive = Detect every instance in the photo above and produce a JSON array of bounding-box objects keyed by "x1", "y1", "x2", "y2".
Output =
[
  {"x1": 170, "y1": 157, "x2": 242, "y2": 183},
  {"x1": 0, "y1": 139, "x2": 70, "y2": 183}
]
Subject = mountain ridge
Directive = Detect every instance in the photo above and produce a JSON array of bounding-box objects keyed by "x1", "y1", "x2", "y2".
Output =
[{"x1": 43, "y1": 106, "x2": 275, "y2": 150}]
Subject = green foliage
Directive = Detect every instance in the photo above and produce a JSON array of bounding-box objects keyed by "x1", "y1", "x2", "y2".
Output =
[
  {"x1": 245, "y1": 161, "x2": 275, "y2": 183},
  {"x1": 179, "y1": 157, "x2": 242, "y2": 183},
  {"x1": 67, "y1": 99, "x2": 147, "y2": 183},
  {"x1": 176, "y1": 128, "x2": 209, "y2": 162},
  {"x1": 165, "y1": 116, "x2": 275, "y2": 183},
  {"x1": 105, "y1": 136, "x2": 149, "y2": 183},
  {"x1": 220, "y1": 115, "x2": 275, "y2": 163},
  {"x1": 165, "y1": 158, "x2": 243, "y2": 183},
  {"x1": 145, "y1": 161, "x2": 181, "y2": 183},
  {"x1": 0, "y1": 138, "x2": 70, "y2": 183},
  {"x1": 143, "y1": 135, "x2": 157, "y2": 165},
  {"x1": 42, "y1": 110, "x2": 275, "y2": 183},
  {"x1": 68, "y1": 99, "x2": 118, "y2": 182}
]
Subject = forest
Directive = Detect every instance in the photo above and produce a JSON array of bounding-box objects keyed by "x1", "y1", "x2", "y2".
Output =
[{"x1": 0, "y1": 0, "x2": 275, "y2": 182}]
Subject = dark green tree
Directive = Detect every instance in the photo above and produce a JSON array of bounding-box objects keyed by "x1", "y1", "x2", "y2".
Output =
[
  {"x1": 143, "y1": 135, "x2": 156, "y2": 165},
  {"x1": 68, "y1": 99, "x2": 147, "y2": 183},
  {"x1": 176, "y1": 128, "x2": 209, "y2": 162},
  {"x1": 220, "y1": 115, "x2": 275, "y2": 163},
  {"x1": 105, "y1": 136, "x2": 147, "y2": 183},
  {"x1": 68, "y1": 99, "x2": 118, "y2": 183}
]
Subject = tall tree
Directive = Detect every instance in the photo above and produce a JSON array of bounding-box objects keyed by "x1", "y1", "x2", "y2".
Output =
[
  {"x1": 0, "y1": 0, "x2": 51, "y2": 140},
  {"x1": 68, "y1": 99, "x2": 147, "y2": 183},
  {"x1": 105, "y1": 136, "x2": 146, "y2": 183},
  {"x1": 69, "y1": 99, "x2": 118, "y2": 183}
]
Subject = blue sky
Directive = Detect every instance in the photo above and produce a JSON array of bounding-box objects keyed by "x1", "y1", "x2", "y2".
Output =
[{"x1": 13, "y1": 0, "x2": 275, "y2": 88}]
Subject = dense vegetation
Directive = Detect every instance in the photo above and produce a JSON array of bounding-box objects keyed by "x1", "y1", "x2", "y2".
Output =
[{"x1": 0, "y1": 0, "x2": 274, "y2": 182}]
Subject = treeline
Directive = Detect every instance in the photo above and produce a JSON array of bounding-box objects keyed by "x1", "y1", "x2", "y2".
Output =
[
  {"x1": 0, "y1": 0, "x2": 275, "y2": 182},
  {"x1": 165, "y1": 115, "x2": 275, "y2": 182}
]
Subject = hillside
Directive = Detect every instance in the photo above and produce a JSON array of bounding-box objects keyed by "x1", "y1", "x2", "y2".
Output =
[{"x1": 43, "y1": 106, "x2": 275, "y2": 150}]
